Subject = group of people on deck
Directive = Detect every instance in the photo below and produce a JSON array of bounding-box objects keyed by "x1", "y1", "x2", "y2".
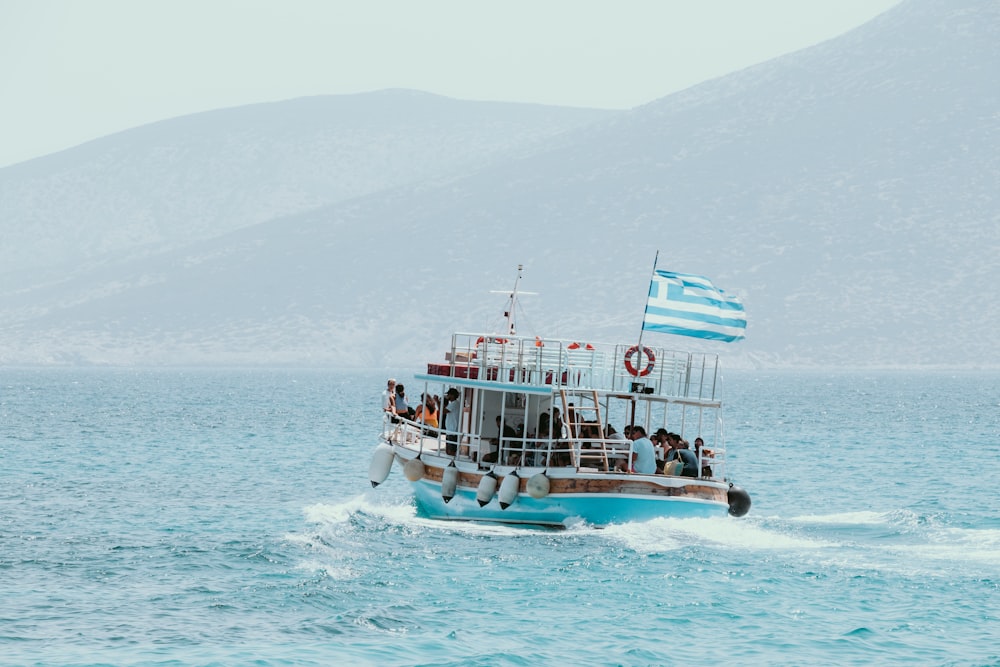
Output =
[
  {"x1": 621, "y1": 427, "x2": 710, "y2": 477},
  {"x1": 382, "y1": 379, "x2": 461, "y2": 454},
  {"x1": 382, "y1": 379, "x2": 444, "y2": 426},
  {"x1": 382, "y1": 378, "x2": 712, "y2": 477}
]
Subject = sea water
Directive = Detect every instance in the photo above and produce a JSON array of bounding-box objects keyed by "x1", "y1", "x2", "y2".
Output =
[{"x1": 2, "y1": 368, "x2": 998, "y2": 666}]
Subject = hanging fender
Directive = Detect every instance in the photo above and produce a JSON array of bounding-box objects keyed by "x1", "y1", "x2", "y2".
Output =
[
  {"x1": 368, "y1": 443, "x2": 394, "y2": 487},
  {"x1": 727, "y1": 483, "x2": 752, "y2": 517},
  {"x1": 526, "y1": 473, "x2": 551, "y2": 499},
  {"x1": 498, "y1": 472, "x2": 520, "y2": 510},
  {"x1": 476, "y1": 471, "x2": 499, "y2": 507},
  {"x1": 403, "y1": 457, "x2": 425, "y2": 481},
  {"x1": 441, "y1": 462, "x2": 459, "y2": 503}
]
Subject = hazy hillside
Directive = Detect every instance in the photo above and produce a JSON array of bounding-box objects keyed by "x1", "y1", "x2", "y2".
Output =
[
  {"x1": 0, "y1": 90, "x2": 613, "y2": 276},
  {"x1": 1, "y1": 0, "x2": 997, "y2": 369}
]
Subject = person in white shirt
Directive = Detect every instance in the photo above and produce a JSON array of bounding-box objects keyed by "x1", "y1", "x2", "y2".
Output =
[
  {"x1": 381, "y1": 379, "x2": 396, "y2": 414},
  {"x1": 442, "y1": 387, "x2": 461, "y2": 455}
]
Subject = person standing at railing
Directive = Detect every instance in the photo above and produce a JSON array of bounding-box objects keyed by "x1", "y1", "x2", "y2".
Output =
[
  {"x1": 382, "y1": 379, "x2": 397, "y2": 414},
  {"x1": 442, "y1": 388, "x2": 461, "y2": 455}
]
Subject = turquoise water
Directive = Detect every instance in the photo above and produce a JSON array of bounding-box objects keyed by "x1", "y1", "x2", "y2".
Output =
[{"x1": 2, "y1": 368, "x2": 999, "y2": 666}]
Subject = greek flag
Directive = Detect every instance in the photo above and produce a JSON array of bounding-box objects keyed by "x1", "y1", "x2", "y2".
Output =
[{"x1": 643, "y1": 270, "x2": 746, "y2": 342}]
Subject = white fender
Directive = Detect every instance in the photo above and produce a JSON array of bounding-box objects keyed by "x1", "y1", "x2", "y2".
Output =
[
  {"x1": 476, "y1": 471, "x2": 498, "y2": 507},
  {"x1": 403, "y1": 457, "x2": 425, "y2": 481},
  {"x1": 441, "y1": 463, "x2": 459, "y2": 503},
  {"x1": 368, "y1": 443, "x2": 394, "y2": 487},
  {"x1": 498, "y1": 472, "x2": 520, "y2": 509},
  {"x1": 526, "y1": 472, "x2": 550, "y2": 499}
]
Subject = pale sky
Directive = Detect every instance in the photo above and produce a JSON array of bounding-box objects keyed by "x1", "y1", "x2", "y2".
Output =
[{"x1": 0, "y1": 0, "x2": 901, "y2": 168}]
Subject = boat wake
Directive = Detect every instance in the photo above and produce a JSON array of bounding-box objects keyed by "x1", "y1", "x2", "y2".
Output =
[
  {"x1": 589, "y1": 507, "x2": 1000, "y2": 580},
  {"x1": 290, "y1": 492, "x2": 545, "y2": 556},
  {"x1": 289, "y1": 495, "x2": 1000, "y2": 582},
  {"x1": 602, "y1": 515, "x2": 836, "y2": 554}
]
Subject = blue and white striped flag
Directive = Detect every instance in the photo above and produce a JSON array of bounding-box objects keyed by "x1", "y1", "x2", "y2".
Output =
[{"x1": 643, "y1": 270, "x2": 746, "y2": 342}]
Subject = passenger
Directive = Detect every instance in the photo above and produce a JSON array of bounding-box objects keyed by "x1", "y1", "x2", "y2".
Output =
[
  {"x1": 694, "y1": 436, "x2": 713, "y2": 477},
  {"x1": 394, "y1": 383, "x2": 414, "y2": 420},
  {"x1": 537, "y1": 412, "x2": 551, "y2": 437},
  {"x1": 577, "y1": 421, "x2": 600, "y2": 452},
  {"x1": 553, "y1": 408, "x2": 567, "y2": 438},
  {"x1": 666, "y1": 433, "x2": 699, "y2": 477},
  {"x1": 382, "y1": 378, "x2": 397, "y2": 414},
  {"x1": 484, "y1": 415, "x2": 517, "y2": 463},
  {"x1": 414, "y1": 395, "x2": 439, "y2": 430},
  {"x1": 442, "y1": 388, "x2": 462, "y2": 455},
  {"x1": 654, "y1": 428, "x2": 670, "y2": 468},
  {"x1": 628, "y1": 425, "x2": 657, "y2": 474},
  {"x1": 495, "y1": 415, "x2": 516, "y2": 440},
  {"x1": 550, "y1": 408, "x2": 572, "y2": 466},
  {"x1": 606, "y1": 424, "x2": 628, "y2": 441}
]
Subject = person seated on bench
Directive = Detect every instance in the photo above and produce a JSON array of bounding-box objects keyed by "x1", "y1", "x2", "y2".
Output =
[
  {"x1": 625, "y1": 425, "x2": 656, "y2": 474},
  {"x1": 482, "y1": 416, "x2": 515, "y2": 462},
  {"x1": 665, "y1": 432, "x2": 699, "y2": 477},
  {"x1": 414, "y1": 394, "x2": 439, "y2": 432}
]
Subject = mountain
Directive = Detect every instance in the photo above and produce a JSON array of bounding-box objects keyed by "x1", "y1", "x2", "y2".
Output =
[
  {"x1": 1, "y1": 0, "x2": 998, "y2": 369},
  {"x1": 0, "y1": 90, "x2": 614, "y2": 276}
]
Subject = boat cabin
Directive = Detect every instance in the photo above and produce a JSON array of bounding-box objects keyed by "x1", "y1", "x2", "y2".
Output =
[{"x1": 384, "y1": 333, "x2": 728, "y2": 478}]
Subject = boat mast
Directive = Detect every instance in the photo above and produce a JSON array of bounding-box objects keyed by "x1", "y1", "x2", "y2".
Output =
[
  {"x1": 491, "y1": 264, "x2": 531, "y2": 336},
  {"x1": 504, "y1": 264, "x2": 523, "y2": 335}
]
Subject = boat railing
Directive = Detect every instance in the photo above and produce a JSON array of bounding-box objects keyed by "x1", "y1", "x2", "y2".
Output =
[
  {"x1": 436, "y1": 334, "x2": 721, "y2": 403},
  {"x1": 383, "y1": 413, "x2": 724, "y2": 479}
]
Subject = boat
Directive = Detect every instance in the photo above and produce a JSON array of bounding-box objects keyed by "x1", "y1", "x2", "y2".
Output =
[{"x1": 369, "y1": 264, "x2": 751, "y2": 527}]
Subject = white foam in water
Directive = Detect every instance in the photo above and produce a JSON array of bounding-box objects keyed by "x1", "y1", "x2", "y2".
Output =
[
  {"x1": 786, "y1": 510, "x2": 891, "y2": 525},
  {"x1": 893, "y1": 527, "x2": 1000, "y2": 569},
  {"x1": 292, "y1": 557, "x2": 358, "y2": 580},
  {"x1": 303, "y1": 492, "x2": 416, "y2": 525},
  {"x1": 283, "y1": 529, "x2": 362, "y2": 580},
  {"x1": 603, "y1": 516, "x2": 839, "y2": 553},
  {"x1": 302, "y1": 493, "x2": 538, "y2": 540}
]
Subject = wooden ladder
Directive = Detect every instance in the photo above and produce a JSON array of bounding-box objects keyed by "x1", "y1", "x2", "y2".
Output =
[{"x1": 559, "y1": 389, "x2": 609, "y2": 471}]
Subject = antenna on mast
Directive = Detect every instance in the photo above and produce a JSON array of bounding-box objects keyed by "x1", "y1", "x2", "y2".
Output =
[{"x1": 490, "y1": 264, "x2": 536, "y2": 336}]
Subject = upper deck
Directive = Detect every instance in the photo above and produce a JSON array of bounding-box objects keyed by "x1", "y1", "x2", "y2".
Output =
[{"x1": 425, "y1": 333, "x2": 722, "y2": 406}]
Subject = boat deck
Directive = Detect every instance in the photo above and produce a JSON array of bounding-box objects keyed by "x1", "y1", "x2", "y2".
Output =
[{"x1": 424, "y1": 333, "x2": 722, "y2": 404}]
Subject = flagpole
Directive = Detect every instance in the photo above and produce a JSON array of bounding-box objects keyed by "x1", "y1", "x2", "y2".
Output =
[{"x1": 636, "y1": 250, "x2": 659, "y2": 351}]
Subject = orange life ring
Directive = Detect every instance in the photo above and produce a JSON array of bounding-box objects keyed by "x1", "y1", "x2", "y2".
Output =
[
  {"x1": 624, "y1": 345, "x2": 655, "y2": 377},
  {"x1": 476, "y1": 336, "x2": 508, "y2": 345}
]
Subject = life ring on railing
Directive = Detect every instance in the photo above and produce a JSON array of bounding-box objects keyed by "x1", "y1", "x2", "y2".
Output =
[
  {"x1": 624, "y1": 345, "x2": 655, "y2": 377},
  {"x1": 567, "y1": 342, "x2": 595, "y2": 350},
  {"x1": 476, "y1": 336, "x2": 508, "y2": 346}
]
